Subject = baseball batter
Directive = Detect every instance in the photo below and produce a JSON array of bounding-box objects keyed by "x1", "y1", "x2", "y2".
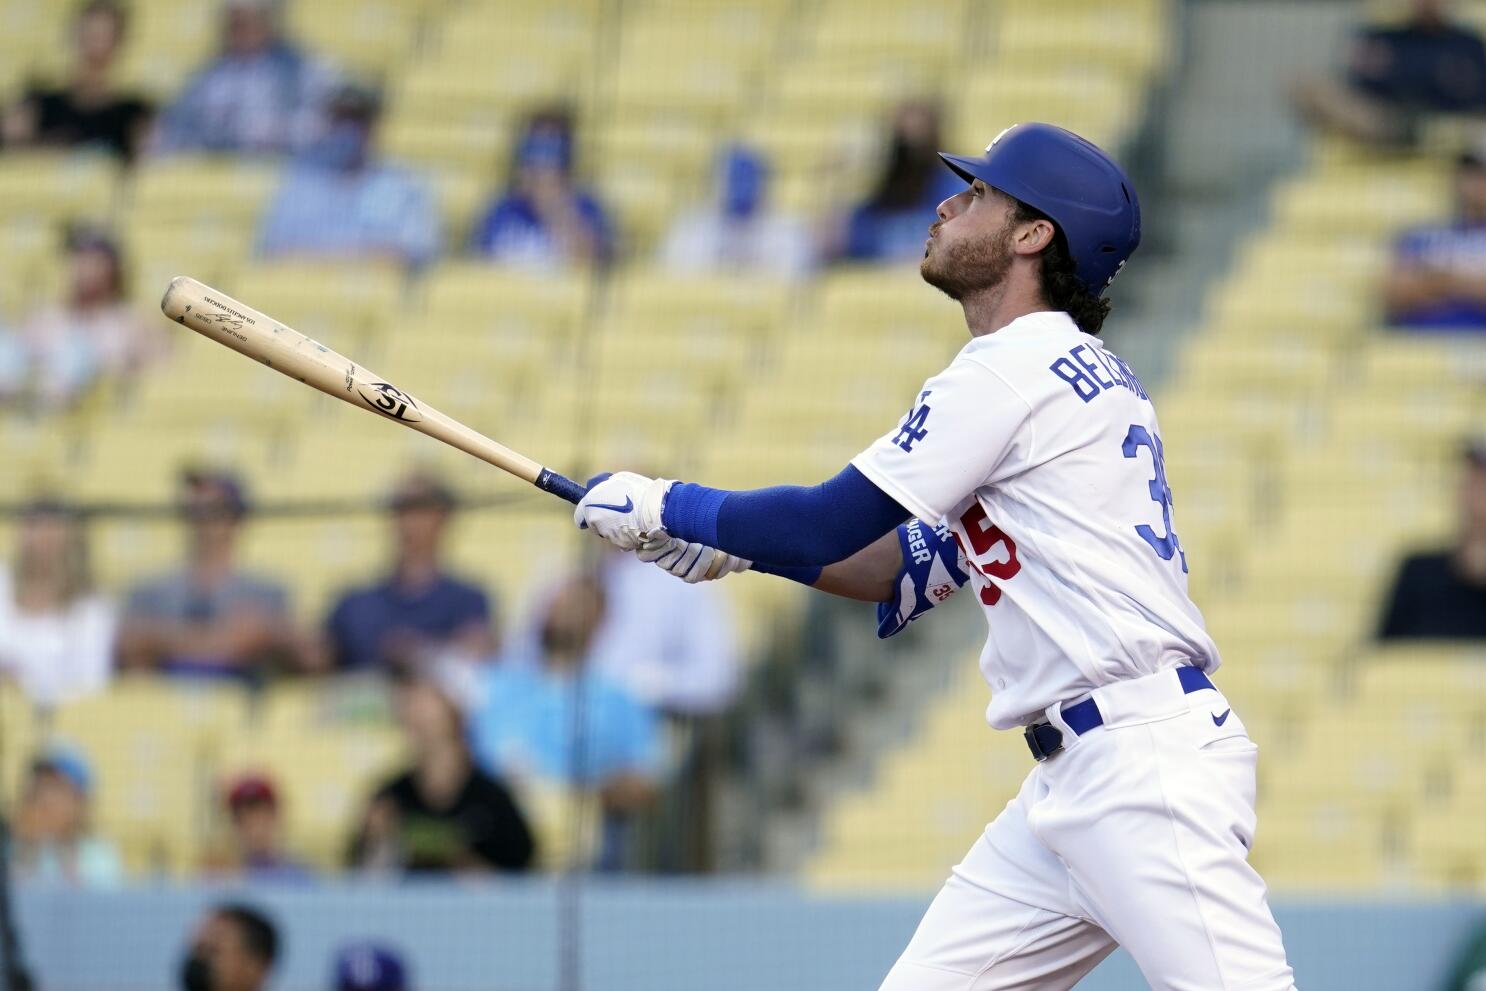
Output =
[{"x1": 576, "y1": 123, "x2": 1297, "y2": 990}]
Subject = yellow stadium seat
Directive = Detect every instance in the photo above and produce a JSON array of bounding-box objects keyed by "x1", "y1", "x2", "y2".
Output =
[
  {"x1": 951, "y1": 65, "x2": 1134, "y2": 152},
  {"x1": 126, "y1": 158, "x2": 278, "y2": 228},
  {"x1": 393, "y1": 58, "x2": 583, "y2": 124},
  {"x1": 808, "y1": 0, "x2": 970, "y2": 60},
  {"x1": 225, "y1": 261, "x2": 407, "y2": 350},
  {"x1": 378, "y1": 117, "x2": 511, "y2": 176},
  {"x1": 0, "y1": 153, "x2": 118, "y2": 227},
  {"x1": 1271, "y1": 170, "x2": 1449, "y2": 235},
  {"x1": 770, "y1": 58, "x2": 940, "y2": 123},
  {"x1": 287, "y1": 0, "x2": 421, "y2": 77},
  {"x1": 1408, "y1": 803, "x2": 1486, "y2": 889},
  {"x1": 814, "y1": 266, "x2": 965, "y2": 343},
  {"x1": 1250, "y1": 807, "x2": 1392, "y2": 892}
]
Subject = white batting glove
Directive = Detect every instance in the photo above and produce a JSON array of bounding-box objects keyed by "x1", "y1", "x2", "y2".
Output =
[
  {"x1": 574, "y1": 471, "x2": 672, "y2": 551},
  {"x1": 638, "y1": 535, "x2": 751, "y2": 584}
]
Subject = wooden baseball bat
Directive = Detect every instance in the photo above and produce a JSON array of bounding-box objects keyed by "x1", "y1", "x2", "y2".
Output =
[{"x1": 159, "y1": 275, "x2": 589, "y2": 504}]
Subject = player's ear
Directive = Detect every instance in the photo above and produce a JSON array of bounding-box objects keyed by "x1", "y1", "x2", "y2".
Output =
[{"x1": 1013, "y1": 218, "x2": 1056, "y2": 256}]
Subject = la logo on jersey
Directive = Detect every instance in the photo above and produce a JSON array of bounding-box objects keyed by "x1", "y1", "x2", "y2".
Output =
[{"x1": 893, "y1": 391, "x2": 933, "y2": 453}]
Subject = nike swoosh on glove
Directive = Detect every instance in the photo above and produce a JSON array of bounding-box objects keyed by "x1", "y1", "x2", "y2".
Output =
[
  {"x1": 574, "y1": 471, "x2": 672, "y2": 551},
  {"x1": 637, "y1": 535, "x2": 750, "y2": 584}
]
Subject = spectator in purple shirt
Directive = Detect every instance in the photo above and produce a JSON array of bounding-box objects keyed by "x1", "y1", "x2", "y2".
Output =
[
  {"x1": 1384, "y1": 144, "x2": 1486, "y2": 331},
  {"x1": 470, "y1": 107, "x2": 613, "y2": 269},
  {"x1": 1294, "y1": 0, "x2": 1486, "y2": 145},
  {"x1": 324, "y1": 472, "x2": 495, "y2": 672},
  {"x1": 154, "y1": 0, "x2": 335, "y2": 155}
]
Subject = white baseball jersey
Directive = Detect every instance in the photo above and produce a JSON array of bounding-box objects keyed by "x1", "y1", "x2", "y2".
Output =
[{"x1": 852, "y1": 309, "x2": 1220, "y2": 730}]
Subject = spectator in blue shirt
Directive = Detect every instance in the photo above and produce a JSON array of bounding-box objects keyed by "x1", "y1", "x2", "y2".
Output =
[
  {"x1": 154, "y1": 0, "x2": 335, "y2": 155},
  {"x1": 832, "y1": 100, "x2": 963, "y2": 263},
  {"x1": 470, "y1": 574, "x2": 662, "y2": 813},
  {"x1": 325, "y1": 472, "x2": 494, "y2": 673},
  {"x1": 470, "y1": 108, "x2": 613, "y2": 269},
  {"x1": 1294, "y1": 0, "x2": 1486, "y2": 145},
  {"x1": 257, "y1": 84, "x2": 440, "y2": 269},
  {"x1": 1384, "y1": 146, "x2": 1486, "y2": 331}
]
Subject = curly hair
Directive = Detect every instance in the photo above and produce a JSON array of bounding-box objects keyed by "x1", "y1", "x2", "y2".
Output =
[{"x1": 1009, "y1": 200, "x2": 1112, "y2": 335}]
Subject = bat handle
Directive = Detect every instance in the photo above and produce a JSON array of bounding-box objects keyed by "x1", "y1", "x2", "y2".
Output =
[{"x1": 534, "y1": 467, "x2": 589, "y2": 505}]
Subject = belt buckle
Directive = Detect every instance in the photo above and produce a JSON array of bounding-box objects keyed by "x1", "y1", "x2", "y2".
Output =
[{"x1": 1024, "y1": 722, "x2": 1064, "y2": 762}]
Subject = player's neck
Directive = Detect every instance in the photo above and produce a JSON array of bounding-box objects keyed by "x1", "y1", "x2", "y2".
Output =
[{"x1": 958, "y1": 282, "x2": 1054, "y2": 338}]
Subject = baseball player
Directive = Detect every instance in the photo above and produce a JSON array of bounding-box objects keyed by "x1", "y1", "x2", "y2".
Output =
[{"x1": 576, "y1": 122, "x2": 1297, "y2": 990}]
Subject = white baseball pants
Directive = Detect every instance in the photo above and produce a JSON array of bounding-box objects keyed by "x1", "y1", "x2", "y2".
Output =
[{"x1": 878, "y1": 667, "x2": 1297, "y2": 991}]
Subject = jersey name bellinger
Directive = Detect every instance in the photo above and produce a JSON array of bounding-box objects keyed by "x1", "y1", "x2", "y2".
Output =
[{"x1": 1048, "y1": 343, "x2": 1148, "y2": 403}]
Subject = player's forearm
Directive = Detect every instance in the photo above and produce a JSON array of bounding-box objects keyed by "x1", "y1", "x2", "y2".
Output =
[
  {"x1": 662, "y1": 464, "x2": 911, "y2": 568},
  {"x1": 812, "y1": 530, "x2": 905, "y2": 602}
]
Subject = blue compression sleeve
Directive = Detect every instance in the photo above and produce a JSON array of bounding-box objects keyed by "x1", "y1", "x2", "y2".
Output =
[{"x1": 662, "y1": 464, "x2": 912, "y2": 568}]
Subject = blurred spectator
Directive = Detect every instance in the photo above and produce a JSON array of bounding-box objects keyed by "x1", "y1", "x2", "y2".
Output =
[
  {"x1": 11, "y1": 745, "x2": 122, "y2": 887},
  {"x1": 349, "y1": 666, "x2": 535, "y2": 874},
  {"x1": 325, "y1": 472, "x2": 494, "y2": 673},
  {"x1": 154, "y1": 0, "x2": 335, "y2": 155},
  {"x1": 832, "y1": 100, "x2": 963, "y2": 263},
  {"x1": 589, "y1": 545, "x2": 739, "y2": 717},
  {"x1": 118, "y1": 468, "x2": 304, "y2": 680},
  {"x1": 256, "y1": 84, "x2": 440, "y2": 269},
  {"x1": 1294, "y1": 0, "x2": 1486, "y2": 146},
  {"x1": 471, "y1": 575, "x2": 662, "y2": 814},
  {"x1": 179, "y1": 902, "x2": 278, "y2": 991},
  {"x1": 1383, "y1": 145, "x2": 1486, "y2": 330},
  {"x1": 0, "y1": 226, "x2": 165, "y2": 411},
  {"x1": 658, "y1": 145, "x2": 816, "y2": 278},
  {"x1": 1378, "y1": 439, "x2": 1486, "y2": 639},
  {"x1": 0, "y1": 0, "x2": 152, "y2": 161},
  {"x1": 0, "y1": 498, "x2": 114, "y2": 706},
  {"x1": 1444, "y1": 922, "x2": 1486, "y2": 990},
  {"x1": 332, "y1": 942, "x2": 410, "y2": 991},
  {"x1": 208, "y1": 772, "x2": 313, "y2": 882},
  {"x1": 470, "y1": 108, "x2": 613, "y2": 269}
]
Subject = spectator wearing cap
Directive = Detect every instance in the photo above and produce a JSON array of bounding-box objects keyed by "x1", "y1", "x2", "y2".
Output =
[
  {"x1": 0, "y1": 498, "x2": 115, "y2": 705},
  {"x1": 12, "y1": 745, "x2": 123, "y2": 887},
  {"x1": 154, "y1": 0, "x2": 335, "y2": 155},
  {"x1": 1378, "y1": 439, "x2": 1486, "y2": 639},
  {"x1": 1383, "y1": 145, "x2": 1486, "y2": 331},
  {"x1": 0, "y1": 0, "x2": 153, "y2": 162},
  {"x1": 658, "y1": 144, "x2": 816, "y2": 280},
  {"x1": 209, "y1": 772, "x2": 312, "y2": 882},
  {"x1": 332, "y1": 941, "x2": 409, "y2": 991},
  {"x1": 256, "y1": 83, "x2": 441, "y2": 269},
  {"x1": 349, "y1": 666, "x2": 535, "y2": 874},
  {"x1": 118, "y1": 468, "x2": 305, "y2": 680},
  {"x1": 0, "y1": 226, "x2": 166, "y2": 412},
  {"x1": 470, "y1": 107, "x2": 614, "y2": 269},
  {"x1": 1295, "y1": 0, "x2": 1486, "y2": 146},
  {"x1": 178, "y1": 902, "x2": 278, "y2": 991},
  {"x1": 324, "y1": 472, "x2": 494, "y2": 673},
  {"x1": 830, "y1": 99, "x2": 964, "y2": 263}
]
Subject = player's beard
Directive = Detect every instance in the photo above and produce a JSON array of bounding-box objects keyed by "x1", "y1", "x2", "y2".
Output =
[{"x1": 920, "y1": 217, "x2": 1017, "y2": 301}]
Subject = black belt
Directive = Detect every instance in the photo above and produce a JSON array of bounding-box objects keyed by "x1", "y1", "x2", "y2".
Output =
[{"x1": 1024, "y1": 666, "x2": 1215, "y2": 762}]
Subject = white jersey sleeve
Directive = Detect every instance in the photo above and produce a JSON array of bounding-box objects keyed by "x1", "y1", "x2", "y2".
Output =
[{"x1": 851, "y1": 355, "x2": 1033, "y2": 523}]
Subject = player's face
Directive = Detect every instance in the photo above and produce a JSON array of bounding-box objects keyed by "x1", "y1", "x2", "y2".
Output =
[{"x1": 920, "y1": 180, "x2": 1018, "y2": 301}]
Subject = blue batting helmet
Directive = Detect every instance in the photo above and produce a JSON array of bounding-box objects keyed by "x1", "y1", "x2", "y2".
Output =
[{"x1": 938, "y1": 122, "x2": 1141, "y2": 296}]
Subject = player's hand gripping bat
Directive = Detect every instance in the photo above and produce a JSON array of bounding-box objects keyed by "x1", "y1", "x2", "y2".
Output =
[{"x1": 160, "y1": 275, "x2": 589, "y2": 503}]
